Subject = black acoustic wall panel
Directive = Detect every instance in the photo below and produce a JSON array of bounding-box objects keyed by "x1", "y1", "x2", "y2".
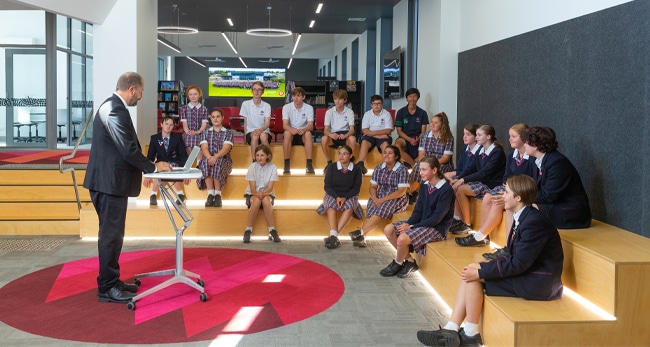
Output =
[{"x1": 457, "y1": 1, "x2": 649, "y2": 237}]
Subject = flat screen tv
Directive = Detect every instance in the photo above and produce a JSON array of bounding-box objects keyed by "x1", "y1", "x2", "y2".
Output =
[
  {"x1": 159, "y1": 80, "x2": 178, "y2": 91},
  {"x1": 208, "y1": 67, "x2": 287, "y2": 98},
  {"x1": 383, "y1": 46, "x2": 403, "y2": 99}
]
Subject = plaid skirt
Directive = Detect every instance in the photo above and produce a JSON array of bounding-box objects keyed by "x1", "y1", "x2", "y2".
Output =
[
  {"x1": 316, "y1": 194, "x2": 363, "y2": 220},
  {"x1": 487, "y1": 184, "x2": 506, "y2": 195},
  {"x1": 366, "y1": 194, "x2": 408, "y2": 219},
  {"x1": 392, "y1": 220, "x2": 445, "y2": 255},
  {"x1": 184, "y1": 133, "x2": 203, "y2": 148},
  {"x1": 467, "y1": 181, "x2": 491, "y2": 198},
  {"x1": 197, "y1": 156, "x2": 233, "y2": 190}
]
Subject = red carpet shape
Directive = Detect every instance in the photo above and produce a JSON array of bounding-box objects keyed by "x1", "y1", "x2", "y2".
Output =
[
  {"x1": 0, "y1": 150, "x2": 90, "y2": 165},
  {"x1": 0, "y1": 248, "x2": 345, "y2": 344}
]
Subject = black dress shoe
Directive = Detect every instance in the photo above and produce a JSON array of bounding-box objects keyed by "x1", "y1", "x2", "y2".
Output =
[
  {"x1": 380, "y1": 260, "x2": 404, "y2": 277},
  {"x1": 349, "y1": 229, "x2": 363, "y2": 241},
  {"x1": 98, "y1": 285, "x2": 136, "y2": 303},
  {"x1": 325, "y1": 235, "x2": 341, "y2": 249},
  {"x1": 416, "y1": 326, "x2": 460, "y2": 346},
  {"x1": 396, "y1": 260, "x2": 419, "y2": 278},
  {"x1": 205, "y1": 194, "x2": 214, "y2": 207},
  {"x1": 483, "y1": 247, "x2": 509, "y2": 260},
  {"x1": 449, "y1": 219, "x2": 472, "y2": 234},
  {"x1": 459, "y1": 328, "x2": 483, "y2": 346},
  {"x1": 455, "y1": 234, "x2": 490, "y2": 247},
  {"x1": 118, "y1": 280, "x2": 139, "y2": 293}
]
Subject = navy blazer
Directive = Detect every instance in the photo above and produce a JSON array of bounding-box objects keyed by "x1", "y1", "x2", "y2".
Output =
[
  {"x1": 83, "y1": 94, "x2": 155, "y2": 197},
  {"x1": 479, "y1": 206, "x2": 564, "y2": 301},
  {"x1": 457, "y1": 145, "x2": 506, "y2": 189},
  {"x1": 407, "y1": 181, "x2": 455, "y2": 237},
  {"x1": 147, "y1": 132, "x2": 187, "y2": 166},
  {"x1": 534, "y1": 150, "x2": 591, "y2": 229}
]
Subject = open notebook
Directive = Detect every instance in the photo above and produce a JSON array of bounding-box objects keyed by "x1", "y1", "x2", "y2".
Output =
[{"x1": 166, "y1": 146, "x2": 200, "y2": 174}]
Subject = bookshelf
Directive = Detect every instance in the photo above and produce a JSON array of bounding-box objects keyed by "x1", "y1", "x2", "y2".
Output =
[
  {"x1": 291, "y1": 80, "x2": 364, "y2": 117},
  {"x1": 157, "y1": 80, "x2": 185, "y2": 132}
]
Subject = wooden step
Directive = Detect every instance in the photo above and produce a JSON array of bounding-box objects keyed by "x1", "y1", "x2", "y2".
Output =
[
  {"x1": 0, "y1": 202, "x2": 81, "y2": 220},
  {"x1": 0, "y1": 220, "x2": 80, "y2": 235},
  {"x1": 0, "y1": 185, "x2": 91, "y2": 202},
  {"x1": 0, "y1": 169, "x2": 86, "y2": 185}
]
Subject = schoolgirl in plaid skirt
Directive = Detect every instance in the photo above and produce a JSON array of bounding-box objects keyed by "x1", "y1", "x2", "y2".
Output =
[
  {"x1": 380, "y1": 156, "x2": 455, "y2": 279},
  {"x1": 347, "y1": 145, "x2": 409, "y2": 248},
  {"x1": 317, "y1": 146, "x2": 363, "y2": 249},
  {"x1": 198, "y1": 108, "x2": 233, "y2": 207},
  {"x1": 180, "y1": 85, "x2": 209, "y2": 149}
]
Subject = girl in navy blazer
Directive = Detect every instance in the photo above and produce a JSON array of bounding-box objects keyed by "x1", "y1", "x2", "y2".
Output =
[
  {"x1": 380, "y1": 156, "x2": 455, "y2": 279},
  {"x1": 522, "y1": 126, "x2": 591, "y2": 229},
  {"x1": 416, "y1": 175, "x2": 564, "y2": 347},
  {"x1": 450, "y1": 124, "x2": 506, "y2": 234},
  {"x1": 443, "y1": 123, "x2": 480, "y2": 181}
]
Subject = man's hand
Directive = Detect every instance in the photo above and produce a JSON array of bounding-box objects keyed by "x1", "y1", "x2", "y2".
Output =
[{"x1": 155, "y1": 161, "x2": 171, "y2": 172}]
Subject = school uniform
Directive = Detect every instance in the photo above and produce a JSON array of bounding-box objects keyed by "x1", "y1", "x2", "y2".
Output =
[
  {"x1": 395, "y1": 105, "x2": 429, "y2": 159},
  {"x1": 146, "y1": 132, "x2": 187, "y2": 167},
  {"x1": 488, "y1": 150, "x2": 537, "y2": 194},
  {"x1": 393, "y1": 179, "x2": 455, "y2": 254},
  {"x1": 360, "y1": 109, "x2": 394, "y2": 149},
  {"x1": 316, "y1": 161, "x2": 363, "y2": 219},
  {"x1": 366, "y1": 161, "x2": 410, "y2": 219},
  {"x1": 479, "y1": 206, "x2": 564, "y2": 301},
  {"x1": 244, "y1": 161, "x2": 279, "y2": 208},
  {"x1": 409, "y1": 131, "x2": 455, "y2": 183},
  {"x1": 455, "y1": 144, "x2": 480, "y2": 174},
  {"x1": 179, "y1": 103, "x2": 209, "y2": 148},
  {"x1": 197, "y1": 126, "x2": 233, "y2": 190},
  {"x1": 324, "y1": 107, "x2": 355, "y2": 133},
  {"x1": 456, "y1": 143, "x2": 506, "y2": 195},
  {"x1": 533, "y1": 150, "x2": 592, "y2": 229},
  {"x1": 240, "y1": 99, "x2": 272, "y2": 134}
]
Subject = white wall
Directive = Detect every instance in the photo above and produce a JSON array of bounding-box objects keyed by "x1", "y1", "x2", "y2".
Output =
[
  {"x1": 14, "y1": 0, "x2": 116, "y2": 25},
  {"x1": 390, "y1": 0, "x2": 409, "y2": 112}
]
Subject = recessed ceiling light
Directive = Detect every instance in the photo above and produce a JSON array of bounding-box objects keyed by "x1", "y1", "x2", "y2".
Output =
[
  {"x1": 315, "y1": 3, "x2": 323, "y2": 14},
  {"x1": 226, "y1": 18, "x2": 233, "y2": 26},
  {"x1": 309, "y1": 20, "x2": 315, "y2": 28},
  {"x1": 348, "y1": 17, "x2": 366, "y2": 22}
]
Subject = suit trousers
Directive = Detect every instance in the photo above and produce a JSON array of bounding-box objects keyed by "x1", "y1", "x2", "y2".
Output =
[{"x1": 90, "y1": 190, "x2": 128, "y2": 293}]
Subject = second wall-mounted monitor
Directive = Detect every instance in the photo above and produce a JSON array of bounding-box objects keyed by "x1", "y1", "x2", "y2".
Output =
[
  {"x1": 383, "y1": 46, "x2": 403, "y2": 99},
  {"x1": 208, "y1": 67, "x2": 287, "y2": 98}
]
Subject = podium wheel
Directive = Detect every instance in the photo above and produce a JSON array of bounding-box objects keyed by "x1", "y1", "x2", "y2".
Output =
[
  {"x1": 200, "y1": 293, "x2": 208, "y2": 302},
  {"x1": 134, "y1": 279, "x2": 142, "y2": 286},
  {"x1": 127, "y1": 301, "x2": 136, "y2": 311},
  {"x1": 197, "y1": 279, "x2": 205, "y2": 287}
]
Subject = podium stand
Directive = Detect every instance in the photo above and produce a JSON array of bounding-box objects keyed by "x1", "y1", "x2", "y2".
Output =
[{"x1": 127, "y1": 168, "x2": 206, "y2": 310}]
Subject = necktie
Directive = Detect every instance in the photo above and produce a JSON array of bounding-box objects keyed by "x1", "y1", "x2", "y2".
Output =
[
  {"x1": 427, "y1": 186, "x2": 437, "y2": 194},
  {"x1": 515, "y1": 156, "x2": 524, "y2": 166},
  {"x1": 163, "y1": 137, "x2": 169, "y2": 151},
  {"x1": 481, "y1": 153, "x2": 487, "y2": 159},
  {"x1": 467, "y1": 151, "x2": 473, "y2": 158},
  {"x1": 341, "y1": 168, "x2": 349, "y2": 174}
]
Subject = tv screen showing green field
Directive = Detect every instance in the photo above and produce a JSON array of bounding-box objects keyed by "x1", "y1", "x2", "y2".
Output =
[{"x1": 208, "y1": 67, "x2": 286, "y2": 98}]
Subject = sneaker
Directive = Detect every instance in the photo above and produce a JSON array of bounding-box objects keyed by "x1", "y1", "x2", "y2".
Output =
[
  {"x1": 306, "y1": 162, "x2": 315, "y2": 174},
  {"x1": 243, "y1": 230, "x2": 252, "y2": 243},
  {"x1": 213, "y1": 194, "x2": 222, "y2": 207},
  {"x1": 483, "y1": 247, "x2": 508, "y2": 260},
  {"x1": 455, "y1": 234, "x2": 490, "y2": 247},
  {"x1": 325, "y1": 235, "x2": 341, "y2": 249},
  {"x1": 205, "y1": 194, "x2": 214, "y2": 207},
  {"x1": 408, "y1": 191, "x2": 419, "y2": 205},
  {"x1": 449, "y1": 219, "x2": 472, "y2": 235},
  {"x1": 283, "y1": 162, "x2": 291, "y2": 174},
  {"x1": 149, "y1": 195, "x2": 157, "y2": 206},
  {"x1": 459, "y1": 328, "x2": 483, "y2": 347},
  {"x1": 353, "y1": 237, "x2": 367, "y2": 247},
  {"x1": 416, "y1": 326, "x2": 460, "y2": 347},
  {"x1": 396, "y1": 259, "x2": 419, "y2": 278},
  {"x1": 348, "y1": 229, "x2": 363, "y2": 241},
  {"x1": 380, "y1": 260, "x2": 404, "y2": 277},
  {"x1": 358, "y1": 162, "x2": 368, "y2": 175},
  {"x1": 268, "y1": 229, "x2": 281, "y2": 242},
  {"x1": 176, "y1": 194, "x2": 186, "y2": 205}
]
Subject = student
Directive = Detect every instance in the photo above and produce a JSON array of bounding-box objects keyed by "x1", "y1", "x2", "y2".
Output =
[
  {"x1": 144, "y1": 116, "x2": 188, "y2": 206},
  {"x1": 444, "y1": 123, "x2": 480, "y2": 181},
  {"x1": 244, "y1": 144, "x2": 281, "y2": 243},
  {"x1": 407, "y1": 111, "x2": 455, "y2": 204},
  {"x1": 282, "y1": 87, "x2": 315, "y2": 174},
  {"x1": 416, "y1": 175, "x2": 564, "y2": 347},
  {"x1": 356, "y1": 95, "x2": 394, "y2": 175},
  {"x1": 349, "y1": 145, "x2": 410, "y2": 247},
  {"x1": 522, "y1": 126, "x2": 591, "y2": 229},
  {"x1": 394, "y1": 88, "x2": 429, "y2": 168},
  {"x1": 380, "y1": 156, "x2": 455, "y2": 278},
  {"x1": 179, "y1": 85, "x2": 209, "y2": 157},
  {"x1": 450, "y1": 124, "x2": 506, "y2": 234},
  {"x1": 241, "y1": 81, "x2": 272, "y2": 162},
  {"x1": 321, "y1": 89, "x2": 357, "y2": 170},
  {"x1": 456, "y1": 123, "x2": 536, "y2": 247},
  {"x1": 317, "y1": 145, "x2": 363, "y2": 249},
  {"x1": 197, "y1": 107, "x2": 233, "y2": 207}
]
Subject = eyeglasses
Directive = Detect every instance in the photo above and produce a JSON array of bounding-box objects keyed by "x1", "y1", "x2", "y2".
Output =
[
  {"x1": 371, "y1": 102, "x2": 382, "y2": 106},
  {"x1": 252, "y1": 88, "x2": 264, "y2": 92}
]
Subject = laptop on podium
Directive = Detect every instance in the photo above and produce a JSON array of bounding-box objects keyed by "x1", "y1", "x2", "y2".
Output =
[{"x1": 168, "y1": 146, "x2": 200, "y2": 174}]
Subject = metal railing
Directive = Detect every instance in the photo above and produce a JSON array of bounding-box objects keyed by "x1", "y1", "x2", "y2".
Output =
[{"x1": 58, "y1": 109, "x2": 93, "y2": 211}]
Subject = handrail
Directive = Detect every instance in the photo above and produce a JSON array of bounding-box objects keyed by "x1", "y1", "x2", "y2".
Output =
[{"x1": 59, "y1": 109, "x2": 93, "y2": 211}]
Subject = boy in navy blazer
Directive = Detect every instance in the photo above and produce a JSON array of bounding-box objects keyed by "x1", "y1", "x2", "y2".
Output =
[
  {"x1": 143, "y1": 116, "x2": 188, "y2": 205},
  {"x1": 416, "y1": 175, "x2": 564, "y2": 346}
]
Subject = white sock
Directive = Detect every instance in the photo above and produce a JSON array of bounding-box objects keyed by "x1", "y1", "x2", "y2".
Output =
[
  {"x1": 443, "y1": 322, "x2": 460, "y2": 331},
  {"x1": 176, "y1": 190, "x2": 184, "y2": 195},
  {"x1": 330, "y1": 230, "x2": 338, "y2": 236},
  {"x1": 268, "y1": 226, "x2": 275, "y2": 232},
  {"x1": 215, "y1": 190, "x2": 222, "y2": 195},
  {"x1": 474, "y1": 231, "x2": 486, "y2": 241},
  {"x1": 463, "y1": 322, "x2": 479, "y2": 337},
  {"x1": 394, "y1": 259, "x2": 403, "y2": 265},
  {"x1": 208, "y1": 189, "x2": 215, "y2": 195},
  {"x1": 150, "y1": 191, "x2": 157, "y2": 196},
  {"x1": 245, "y1": 227, "x2": 252, "y2": 231},
  {"x1": 453, "y1": 216, "x2": 461, "y2": 220}
]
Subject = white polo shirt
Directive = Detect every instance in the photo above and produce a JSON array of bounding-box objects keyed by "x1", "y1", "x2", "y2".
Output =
[
  {"x1": 361, "y1": 108, "x2": 393, "y2": 131},
  {"x1": 240, "y1": 99, "x2": 271, "y2": 134},
  {"x1": 282, "y1": 102, "x2": 314, "y2": 129},
  {"x1": 324, "y1": 107, "x2": 355, "y2": 132}
]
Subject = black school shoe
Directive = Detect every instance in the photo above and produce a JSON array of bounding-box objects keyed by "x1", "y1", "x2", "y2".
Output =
[
  {"x1": 396, "y1": 259, "x2": 419, "y2": 278},
  {"x1": 205, "y1": 194, "x2": 214, "y2": 207},
  {"x1": 325, "y1": 235, "x2": 341, "y2": 249},
  {"x1": 380, "y1": 260, "x2": 404, "y2": 277},
  {"x1": 455, "y1": 234, "x2": 490, "y2": 247},
  {"x1": 243, "y1": 230, "x2": 252, "y2": 243},
  {"x1": 458, "y1": 328, "x2": 483, "y2": 347},
  {"x1": 483, "y1": 247, "x2": 508, "y2": 260},
  {"x1": 416, "y1": 326, "x2": 460, "y2": 347},
  {"x1": 149, "y1": 195, "x2": 157, "y2": 206},
  {"x1": 449, "y1": 219, "x2": 472, "y2": 234},
  {"x1": 213, "y1": 194, "x2": 222, "y2": 207},
  {"x1": 408, "y1": 191, "x2": 419, "y2": 205},
  {"x1": 358, "y1": 161, "x2": 368, "y2": 175},
  {"x1": 268, "y1": 229, "x2": 281, "y2": 242}
]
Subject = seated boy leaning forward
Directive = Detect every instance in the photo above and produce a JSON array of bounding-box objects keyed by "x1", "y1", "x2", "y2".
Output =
[
  {"x1": 416, "y1": 175, "x2": 564, "y2": 347},
  {"x1": 282, "y1": 87, "x2": 315, "y2": 174},
  {"x1": 357, "y1": 94, "x2": 394, "y2": 175},
  {"x1": 321, "y1": 89, "x2": 357, "y2": 170}
]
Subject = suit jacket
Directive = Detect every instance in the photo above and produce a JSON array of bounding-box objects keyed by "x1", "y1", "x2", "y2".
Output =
[
  {"x1": 479, "y1": 206, "x2": 564, "y2": 301},
  {"x1": 147, "y1": 132, "x2": 187, "y2": 166},
  {"x1": 534, "y1": 150, "x2": 591, "y2": 228},
  {"x1": 83, "y1": 94, "x2": 155, "y2": 197}
]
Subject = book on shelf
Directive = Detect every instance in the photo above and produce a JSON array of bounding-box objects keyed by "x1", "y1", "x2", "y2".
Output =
[
  {"x1": 164, "y1": 93, "x2": 172, "y2": 101},
  {"x1": 329, "y1": 80, "x2": 338, "y2": 92},
  {"x1": 157, "y1": 92, "x2": 163, "y2": 102},
  {"x1": 158, "y1": 102, "x2": 166, "y2": 111},
  {"x1": 346, "y1": 81, "x2": 357, "y2": 92}
]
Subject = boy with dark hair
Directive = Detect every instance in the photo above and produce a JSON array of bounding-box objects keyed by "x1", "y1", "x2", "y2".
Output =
[{"x1": 357, "y1": 95, "x2": 394, "y2": 175}]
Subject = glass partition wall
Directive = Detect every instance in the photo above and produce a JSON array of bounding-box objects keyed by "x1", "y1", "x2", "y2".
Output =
[{"x1": 0, "y1": 10, "x2": 93, "y2": 148}]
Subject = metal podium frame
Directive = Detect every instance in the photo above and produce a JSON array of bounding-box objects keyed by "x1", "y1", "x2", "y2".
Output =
[{"x1": 127, "y1": 168, "x2": 206, "y2": 310}]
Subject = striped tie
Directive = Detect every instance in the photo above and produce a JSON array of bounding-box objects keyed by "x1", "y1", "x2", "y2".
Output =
[{"x1": 163, "y1": 137, "x2": 169, "y2": 151}]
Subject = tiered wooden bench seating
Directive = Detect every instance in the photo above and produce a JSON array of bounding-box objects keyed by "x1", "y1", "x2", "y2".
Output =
[{"x1": 416, "y1": 198, "x2": 650, "y2": 346}]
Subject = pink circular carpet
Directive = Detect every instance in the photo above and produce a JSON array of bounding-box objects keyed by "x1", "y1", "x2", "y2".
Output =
[{"x1": 0, "y1": 248, "x2": 345, "y2": 344}]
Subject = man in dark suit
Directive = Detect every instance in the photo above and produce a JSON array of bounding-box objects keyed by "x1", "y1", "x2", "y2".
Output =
[
  {"x1": 416, "y1": 175, "x2": 564, "y2": 346},
  {"x1": 143, "y1": 116, "x2": 188, "y2": 205},
  {"x1": 83, "y1": 72, "x2": 171, "y2": 303}
]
